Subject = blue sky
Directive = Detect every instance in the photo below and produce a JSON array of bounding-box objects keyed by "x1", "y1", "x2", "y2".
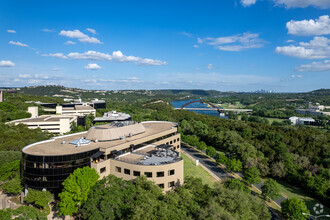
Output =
[{"x1": 0, "y1": 0, "x2": 329, "y2": 92}]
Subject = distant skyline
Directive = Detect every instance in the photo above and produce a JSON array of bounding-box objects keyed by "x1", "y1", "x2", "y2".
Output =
[{"x1": 0, "y1": 0, "x2": 329, "y2": 92}]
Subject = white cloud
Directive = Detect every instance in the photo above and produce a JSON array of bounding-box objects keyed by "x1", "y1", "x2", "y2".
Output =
[
  {"x1": 290, "y1": 74, "x2": 303, "y2": 78},
  {"x1": 19, "y1": 74, "x2": 31, "y2": 78},
  {"x1": 86, "y1": 28, "x2": 96, "y2": 34},
  {"x1": 295, "y1": 60, "x2": 330, "y2": 72},
  {"x1": 52, "y1": 68, "x2": 60, "y2": 71},
  {"x1": 65, "y1": 41, "x2": 76, "y2": 45},
  {"x1": 286, "y1": 40, "x2": 295, "y2": 43},
  {"x1": 287, "y1": 15, "x2": 330, "y2": 36},
  {"x1": 207, "y1": 64, "x2": 214, "y2": 69},
  {"x1": 7, "y1": 30, "x2": 16, "y2": 33},
  {"x1": 193, "y1": 45, "x2": 199, "y2": 48},
  {"x1": 42, "y1": 29, "x2": 54, "y2": 32},
  {"x1": 199, "y1": 32, "x2": 265, "y2": 51},
  {"x1": 59, "y1": 29, "x2": 88, "y2": 39},
  {"x1": 78, "y1": 37, "x2": 101, "y2": 44},
  {"x1": 180, "y1": 31, "x2": 193, "y2": 38},
  {"x1": 9, "y1": 41, "x2": 29, "y2": 47},
  {"x1": 85, "y1": 63, "x2": 102, "y2": 70},
  {"x1": 273, "y1": 0, "x2": 330, "y2": 9},
  {"x1": 59, "y1": 29, "x2": 102, "y2": 44},
  {"x1": 46, "y1": 50, "x2": 167, "y2": 66},
  {"x1": 275, "y1": 36, "x2": 330, "y2": 59},
  {"x1": 241, "y1": 0, "x2": 257, "y2": 7},
  {"x1": 42, "y1": 53, "x2": 67, "y2": 59},
  {"x1": 0, "y1": 60, "x2": 15, "y2": 67}
]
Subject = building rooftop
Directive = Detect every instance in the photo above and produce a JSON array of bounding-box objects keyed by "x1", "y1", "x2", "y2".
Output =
[
  {"x1": 22, "y1": 121, "x2": 177, "y2": 156},
  {"x1": 94, "y1": 111, "x2": 131, "y2": 122},
  {"x1": 12, "y1": 115, "x2": 75, "y2": 123},
  {"x1": 116, "y1": 144, "x2": 180, "y2": 165}
]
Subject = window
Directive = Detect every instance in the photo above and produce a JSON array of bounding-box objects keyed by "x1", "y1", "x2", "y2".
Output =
[
  {"x1": 174, "y1": 139, "x2": 176, "y2": 143},
  {"x1": 157, "y1": 171, "x2": 164, "y2": 177},
  {"x1": 168, "y1": 169, "x2": 175, "y2": 176},
  {"x1": 170, "y1": 141, "x2": 173, "y2": 144},
  {"x1": 115, "y1": 166, "x2": 122, "y2": 173},
  {"x1": 168, "y1": 181, "x2": 175, "y2": 187},
  {"x1": 144, "y1": 172, "x2": 152, "y2": 177},
  {"x1": 166, "y1": 142, "x2": 169, "y2": 145},
  {"x1": 124, "y1": 169, "x2": 130, "y2": 175},
  {"x1": 158, "y1": 183, "x2": 164, "y2": 188},
  {"x1": 133, "y1": 171, "x2": 141, "y2": 176},
  {"x1": 177, "y1": 138, "x2": 180, "y2": 141},
  {"x1": 100, "y1": 167, "x2": 106, "y2": 173}
]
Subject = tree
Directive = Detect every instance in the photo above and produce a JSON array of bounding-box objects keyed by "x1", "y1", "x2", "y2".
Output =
[
  {"x1": 271, "y1": 161, "x2": 287, "y2": 178},
  {"x1": 261, "y1": 179, "x2": 280, "y2": 201},
  {"x1": 243, "y1": 167, "x2": 260, "y2": 185},
  {"x1": 25, "y1": 188, "x2": 53, "y2": 209},
  {"x1": 227, "y1": 158, "x2": 242, "y2": 172},
  {"x1": 224, "y1": 179, "x2": 250, "y2": 193},
  {"x1": 216, "y1": 153, "x2": 228, "y2": 165},
  {"x1": 1, "y1": 177, "x2": 23, "y2": 195},
  {"x1": 0, "y1": 160, "x2": 20, "y2": 181},
  {"x1": 206, "y1": 146, "x2": 217, "y2": 158},
  {"x1": 281, "y1": 198, "x2": 309, "y2": 220},
  {"x1": 58, "y1": 166, "x2": 99, "y2": 217}
]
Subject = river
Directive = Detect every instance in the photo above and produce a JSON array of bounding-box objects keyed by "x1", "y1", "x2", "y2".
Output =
[{"x1": 171, "y1": 99, "x2": 228, "y2": 119}]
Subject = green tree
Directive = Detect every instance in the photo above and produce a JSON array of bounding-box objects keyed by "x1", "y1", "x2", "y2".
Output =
[
  {"x1": 25, "y1": 188, "x2": 53, "y2": 209},
  {"x1": 1, "y1": 177, "x2": 23, "y2": 195},
  {"x1": 243, "y1": 167, "x2": 260, "y2": 185},
  {"x1": 0, "y1": 160, "x2": 20, "y2": 181},
  {"x1": 206, "y1": 146, "x2": 217, "y2": 158},
  {"x1": 58, "y1": 166, "x2": 99, "y2": 217},
  {"x1": 281, "y1": 198, "x2": 309, "y2": 220},
  {"x1": 224, "y1": 179, "x2": 250, "y2": 193},
  {"x1": 216, "y1": 153, "x2": 228, "y2": 165},
  {"x1": 227, "y1": 158, "x2": 242, "y2": 172},
  {"x1": 261, "y1": 179, "x2": 281, "y2": 201}
]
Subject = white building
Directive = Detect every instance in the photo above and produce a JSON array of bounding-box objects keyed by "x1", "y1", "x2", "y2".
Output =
[
  {"x1": 56, "y1": 104, "x2": 96, "y2": 116},
  {"x1": 289, "y1": 117, "x2": 316, "y2": 126}
]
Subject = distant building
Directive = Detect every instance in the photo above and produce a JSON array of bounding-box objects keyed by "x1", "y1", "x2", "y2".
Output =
[
  {"x1": 56, "y1": 105, "x2": 96, "y2": 116},
  {"x1": 0, "y1": 90, "x2": 3, "y2": 102},
  {"x1": 93, "y1": 111, "x2": 131, "y2": 124},
  {"x1": 295, "y1": 104, "x2": 330, "y2": 117},
  {"x1": 21, "y1": 121, "x2": 182, "y2": 192},
  {"x1": 289, "y1": 117, "x2": 317, "y2": 126}
]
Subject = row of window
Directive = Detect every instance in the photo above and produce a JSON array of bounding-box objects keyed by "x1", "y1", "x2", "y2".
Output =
[
  {"x1": 157, "y1": 181, "x2": 175, "y2": 188},
  {"x1": 113, "y1": 166, "x2": 175, "y2": 178}
]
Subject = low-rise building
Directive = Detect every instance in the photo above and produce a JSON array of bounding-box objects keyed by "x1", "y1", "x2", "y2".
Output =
[
  {"x1": 56, "y1": 105, "x2": 96, "y2": 116},
  {"x1": 289, "y1": 116, "x2": 317, "y2": 126},
  {"x1": 21, "y1": 121, "x2": 182, "y2": 193},
  {"x1": 93, "y1": 111, "x2": 131, "y2": 124}
]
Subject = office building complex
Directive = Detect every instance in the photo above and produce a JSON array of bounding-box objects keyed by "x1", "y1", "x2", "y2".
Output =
[
  {"x1": 93, "y1": 111, "x2": 131, "y2": 124},
  {"x1": 55, "y1": 105, "x2": 96, "y2": 116},
  {"x1": 21, "y1": 121, "x2": 182, "y2": 192}
]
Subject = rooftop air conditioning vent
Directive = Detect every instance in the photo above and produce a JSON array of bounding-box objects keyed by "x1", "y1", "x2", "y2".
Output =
[
  {"x1": 61, "y1": 141, "x2": 66, "y2": 144},
  {"x1": 129, "y1": 133, "x2": 133, "y2": 137},
  {"x1": 120, "y1": 136, "x2": 125, "y2": 140},
  {"x1": 95, "y1": 139, "x2": 98, "y2": 143}
]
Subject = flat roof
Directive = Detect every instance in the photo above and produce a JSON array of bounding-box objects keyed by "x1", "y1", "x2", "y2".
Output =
[
  {"x1": 22, "y1": 121, "x2": 177, "y2": 156},
  {"x1": 14, "y1": 115, "x2": 75, "y2": 123}
]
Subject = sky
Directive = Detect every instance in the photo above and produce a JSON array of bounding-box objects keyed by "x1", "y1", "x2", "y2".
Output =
[{"x1": 0, "y1": 0, "x2": 329, "y2": 92}]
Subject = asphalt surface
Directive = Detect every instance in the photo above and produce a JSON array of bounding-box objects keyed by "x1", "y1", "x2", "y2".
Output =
[{"x1": 181, "y1": 144, "x2": 283, "y2": 220}]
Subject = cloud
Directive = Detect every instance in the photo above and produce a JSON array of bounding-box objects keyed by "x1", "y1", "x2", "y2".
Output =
[
  {"x1": 207, "y1": 64, "x2": 214, "y2": 69},
  {"x1": 290, "y1": 74, "x2": 303, "y2": 78},
  {"x1": 295, "y1": 60, "x2": 330, "y2": 72},
  {"x1": 84, "y1": 77, "x2": 143, "y2": 85},
  {"x1": 180, "y1": 31, "x2": 193, "y2": 38},
  {"x1": 275, "y1": 36, "x2": 330, "y2": 59},
  {"x1": 9, "y1": 41, "x2": 29, "y2": 47},
  {"x1": 0, "y1": 60, "x2": 15, "y2": 67},
  {"x1": 42, "y1": 53, "x2": 67, "y2": 59},
  {"x1": 65, "y1": 41, "x2": 76, "y2": 45},
  {"x1": 19, "y1": 74, "x2": 31, "y2": 78},
  {"x1": 273, "y1": 0, "x2": 330, "y2": 9},
  {"x1": 7, "y1": 30, "x2": 16, "y2": 33},
  {"x1": 78, "y1": 37, "x2": 101, "y2": 44},
  {"x1": 241, "y1": 0, "x2": 257, "y2": 7},
  {"x1": 85, "y1": 63, "x2": 102, "y2": 70},
  {"x1": 59, "y1": 29, "x2": 102, "y2": 44},
  {"x1": 199, "y1": 32, "x2": 265, "y2": 51},
  {"x1": 286, "y1": 40, "x2": 295, "y2": 43},
  {"x1": 52, "y1": 68, "x2": 60, "y2": 71},
  {"x1": 43, "y1": 50, "x2": 167, "y2": 66},
  {"x1": 193, "y1": 45, "x2": 199, "y2": 48},
  {"x1": 287, "y1": 15, "x2": 330, "y2": 36},
  {"x1": 86, "y1": 28, "x2": 96, "y2": 34},
  {"x1": 42, "y1": 29, "x2": 54, "y2": 32}
]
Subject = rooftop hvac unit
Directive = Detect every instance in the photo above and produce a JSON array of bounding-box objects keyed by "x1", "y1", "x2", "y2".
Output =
[
  {"x1": 120, "y1": 136, "x2": 125, "y2": 140},
  {"x1": 129, "y1": 133, "x2": 133, "y2": 137},
  {"x1": 61, "y1": 141, "x2": 66, "y2": 144}
]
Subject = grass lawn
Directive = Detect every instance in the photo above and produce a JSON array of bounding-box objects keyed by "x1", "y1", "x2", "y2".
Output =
[
  {"x1": 277, "y1": 180, "x2": 330, "y2": 217},
  {"x1": 264, "y1": 117, "x2": 285, "y2": 124},
  {"x1": 181, "y1": 152, "x2": 217, "y2": 187}
]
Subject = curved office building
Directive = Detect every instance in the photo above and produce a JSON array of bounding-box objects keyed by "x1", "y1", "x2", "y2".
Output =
[{"x1": 21, "y1": 121, "x2": 182, "y2": 192}]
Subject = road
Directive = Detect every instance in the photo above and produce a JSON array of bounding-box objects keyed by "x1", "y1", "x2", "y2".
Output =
[{"x1": 181, "y1": 144, "x2": 283, "y2": 220}]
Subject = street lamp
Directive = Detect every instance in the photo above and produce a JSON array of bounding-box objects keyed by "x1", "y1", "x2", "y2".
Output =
[{"x1": 302, "y1": 213, "x2": 330, "y2": 220}]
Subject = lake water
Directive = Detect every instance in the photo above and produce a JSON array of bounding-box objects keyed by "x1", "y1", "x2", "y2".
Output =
[{"x1": 171, "y1": 99, "x2": 228, "y2": 119}]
